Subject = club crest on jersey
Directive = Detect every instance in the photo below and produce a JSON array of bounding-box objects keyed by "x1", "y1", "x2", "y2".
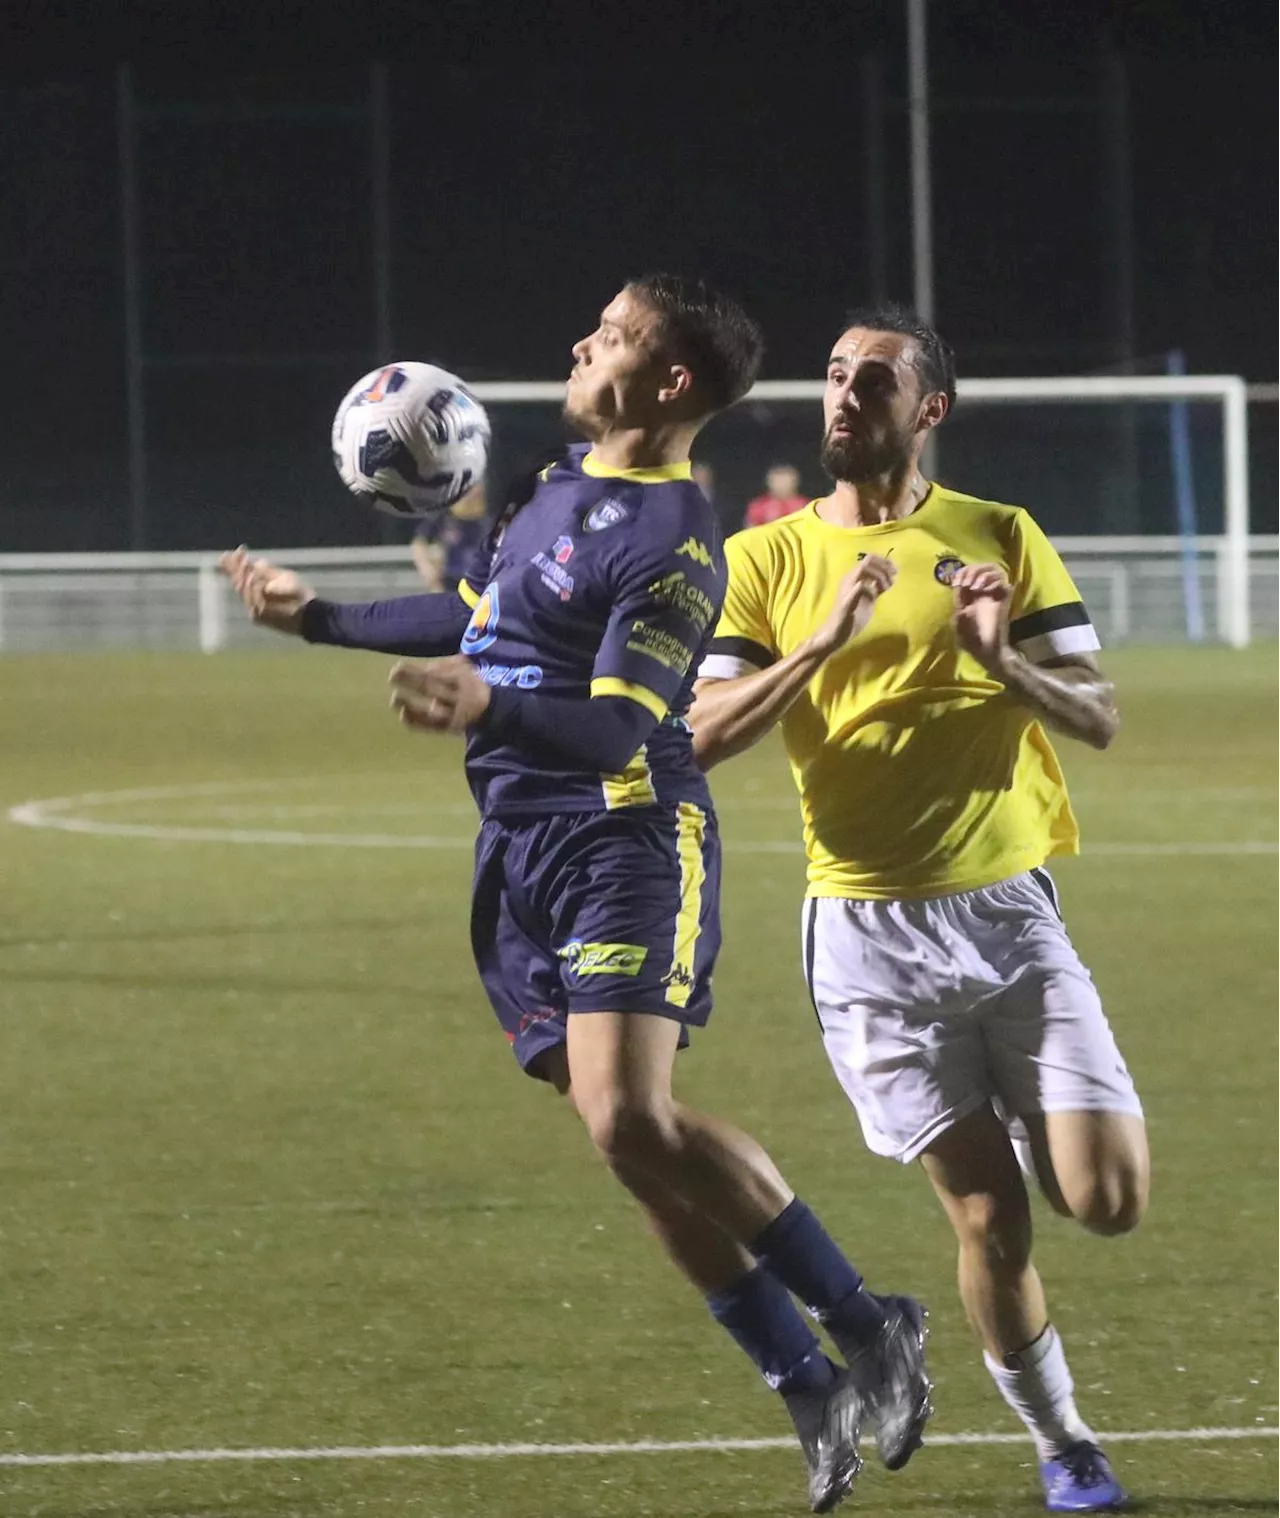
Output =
[
  {"x1": 552, "y1": 534, "x2": 574, "y2": 564},
  {"x1": 934, "y1": 555, "x2": 965, "y2": 585},
  {"x1": 584, "y1": 498, "x2": 628, "y2": 532}
]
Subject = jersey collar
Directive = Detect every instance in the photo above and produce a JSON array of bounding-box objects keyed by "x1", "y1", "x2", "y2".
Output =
[
  {"x1": 804, "y1": 483, "x2": 941, "y2": 534},
  {"x1": 581, "y1": 451, "x2": 693, "y2": 484}
]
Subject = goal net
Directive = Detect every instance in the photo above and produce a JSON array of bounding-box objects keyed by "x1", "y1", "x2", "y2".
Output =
[{"x1": 0, "y1": 375, "x2": 1268, "y2": 654}]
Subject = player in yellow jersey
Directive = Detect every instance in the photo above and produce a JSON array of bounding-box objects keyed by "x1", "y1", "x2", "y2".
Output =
[{"x1": 690, "y1": 306, "x2": 1147, "y2": 1514}]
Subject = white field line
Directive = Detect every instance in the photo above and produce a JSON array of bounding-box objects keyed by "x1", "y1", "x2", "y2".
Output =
[
  {"x1": 1, "y1": 1426, "x2": 1275, "y2": 1468},
  {"x1": 7, "y1": 783, "x2": 1277, "y2": 856}
]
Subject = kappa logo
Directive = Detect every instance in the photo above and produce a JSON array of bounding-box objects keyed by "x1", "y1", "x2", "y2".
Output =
[
  {"x1": 934, "y1": 555, "x2": 965, "y2": 585},
  {"x1": 557, "y1": 941, "x2": 649, "y2": 978},
  {"x1": 675, "y1": 537, "x2": 713, "y2": 567}
]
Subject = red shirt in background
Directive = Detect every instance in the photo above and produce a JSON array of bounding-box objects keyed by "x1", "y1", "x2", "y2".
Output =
[{"x1": 744, "y1": 492, "x2": 807, "y2": 527}]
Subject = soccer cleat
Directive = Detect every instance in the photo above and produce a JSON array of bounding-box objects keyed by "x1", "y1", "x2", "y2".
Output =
[
  {"x1": 783, "y1": 1364, "x2": 864, "y2": 1513},
  {"x1": 842, "y1": 1295, "x2": 933, "y2": 1471},
  {"x1": 1040, "y1": 1441, "x2": 1127, "y2": 1512}
]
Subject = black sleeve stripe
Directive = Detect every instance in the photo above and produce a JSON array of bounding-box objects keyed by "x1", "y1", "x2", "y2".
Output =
[
  {"x1": 1009, "y1": 601, "x2": 1091, "y2": 641},
  {"x1": 707, "y1": 634, "x2": 776, "y2": 669}
]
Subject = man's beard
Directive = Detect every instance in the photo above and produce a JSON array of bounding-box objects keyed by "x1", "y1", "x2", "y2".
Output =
[{"x1": 820, "y1": 425, "x2": 911, "y2": 483}]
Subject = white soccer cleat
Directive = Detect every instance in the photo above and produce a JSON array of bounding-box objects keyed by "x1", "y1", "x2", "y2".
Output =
[{"x1": 784, "y1": 1365, "x2": 865, "y2": 1513}]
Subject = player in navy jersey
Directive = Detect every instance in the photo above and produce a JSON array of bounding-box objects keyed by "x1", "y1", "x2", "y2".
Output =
[{"x1": 220, "y1": 275, "x2": 930, "y2": 1511}]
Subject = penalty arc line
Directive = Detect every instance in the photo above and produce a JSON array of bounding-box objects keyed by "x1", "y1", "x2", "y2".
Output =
[
  {"x1": 0, "y1": 1427, "x2": 1275, "y2": 1467},
  {"x1": 7, "y1": 793, "x2": 1276, "y2": 859}
]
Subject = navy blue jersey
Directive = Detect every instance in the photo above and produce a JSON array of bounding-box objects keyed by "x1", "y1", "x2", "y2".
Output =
[{"x1": 457, "y1": 444, "x2": 725, "y2": 818}]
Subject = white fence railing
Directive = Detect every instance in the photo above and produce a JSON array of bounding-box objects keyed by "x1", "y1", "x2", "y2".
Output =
[{"x1": 0, "y1": 536, "x2": 1274, "y2": 654}]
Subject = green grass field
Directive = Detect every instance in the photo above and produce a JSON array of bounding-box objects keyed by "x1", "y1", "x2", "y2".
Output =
[{"x1": 1, "y1": 645, "x2": 1275, "y2": 1518}]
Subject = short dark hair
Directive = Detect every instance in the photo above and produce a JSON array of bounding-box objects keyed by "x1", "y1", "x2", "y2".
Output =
[
  {"x1": 628, "y1": 273, "x2": 764, "y2": 413},
  {"x1": 840, "y1": 302, "x2": 956, "y2": 410}
]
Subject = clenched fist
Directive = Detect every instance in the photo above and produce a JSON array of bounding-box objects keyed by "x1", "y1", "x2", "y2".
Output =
[
  {"x1": 218, "y1": 547, "x2": 315, "y2": 636},
  {"x1": 809, "y1": 553, "x2": 897, "y2": 657},
  {"x1": 389, "y1": 655, "x2": 493, "y2": 734},
  {"x1": 951, "y1": 562, "x2": 1014, "y2": 673}
]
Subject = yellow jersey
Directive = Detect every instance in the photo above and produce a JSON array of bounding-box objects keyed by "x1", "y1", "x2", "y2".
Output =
[{"x1": 699, "y1": 486, "x2": 1100, "y2": 900}]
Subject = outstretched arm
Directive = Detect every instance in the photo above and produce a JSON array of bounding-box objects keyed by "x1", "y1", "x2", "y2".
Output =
[
  {"x1": 387, "y1": 657, "x2": 660, "y2": 772},
  {"x1": 218, "y1": 547, "x2": 472, "y2": 657}
]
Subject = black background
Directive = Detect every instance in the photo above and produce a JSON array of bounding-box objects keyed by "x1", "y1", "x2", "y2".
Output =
[{"x1": 2, "y1": 0, "x2": 1274, "y2": 549}]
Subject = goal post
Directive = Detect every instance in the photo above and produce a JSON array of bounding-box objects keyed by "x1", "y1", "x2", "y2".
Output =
[
  {"x1": 0, "y1": 374, "x2": 1263, "y2": 654},
  {"x1": 468, "y1": 373, "x2": 1252, "y2": 650}
]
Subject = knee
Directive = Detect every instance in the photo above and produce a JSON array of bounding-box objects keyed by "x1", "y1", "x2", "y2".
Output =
[
  {"x1": 576, "y1": 1090, "x2": 680, "y2": 1173},
  {"x1": 950, "y1": 1189, "x2": 1033, "y2": 1273}
]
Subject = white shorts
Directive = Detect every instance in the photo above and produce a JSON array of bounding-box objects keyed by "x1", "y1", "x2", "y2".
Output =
[{"x1": 803, "y1": 870, "x2": 1143, "y2": 1164}]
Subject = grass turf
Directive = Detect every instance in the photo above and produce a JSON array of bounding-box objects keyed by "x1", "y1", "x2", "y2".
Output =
[{"x1": 0, "y1": 645, "x2": 1275, "y2": 1516}]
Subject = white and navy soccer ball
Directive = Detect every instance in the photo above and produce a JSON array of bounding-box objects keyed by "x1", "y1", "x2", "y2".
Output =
[{"x1": 331, "y1": 361, "x2": 490, "y2": 518}]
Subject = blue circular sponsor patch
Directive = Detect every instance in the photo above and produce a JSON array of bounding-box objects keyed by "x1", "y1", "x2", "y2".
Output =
[{"x1": 461, "y1": 583, "x2": 500, "y2": 655}]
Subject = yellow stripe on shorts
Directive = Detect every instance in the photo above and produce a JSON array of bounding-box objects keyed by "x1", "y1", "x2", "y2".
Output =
[{"x1": 666, "y1": 802, "x2": 707, "y2": 1009}]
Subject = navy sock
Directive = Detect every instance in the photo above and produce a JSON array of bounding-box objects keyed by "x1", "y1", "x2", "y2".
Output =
[
  {"x1": 751, "y1": 1199, "x2": 888, "y2": 1346},
  {"x1": 707, "y1": 1266, "x2": 836, "y2": 1397}
]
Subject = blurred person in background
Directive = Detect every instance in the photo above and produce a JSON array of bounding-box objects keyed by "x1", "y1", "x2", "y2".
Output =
[
  {"x1": 411, "y1": 483, "x2": 489, "y2": 592},
  {"x1": 744, "y1": 463, "x2": 807, "y2": 527}
]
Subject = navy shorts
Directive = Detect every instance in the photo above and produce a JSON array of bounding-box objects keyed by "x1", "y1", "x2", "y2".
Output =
[{"x1": 470, "y1": 804, "x2": 722, "y2": 1076}]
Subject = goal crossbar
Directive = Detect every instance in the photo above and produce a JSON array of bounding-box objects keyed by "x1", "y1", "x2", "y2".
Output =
[
  {"x1": 464, "y1": 374, "x2": 1250, "y2": 648},
  {"x1": 0, "y1": 375, "x2": 1255, "y2": 649}
]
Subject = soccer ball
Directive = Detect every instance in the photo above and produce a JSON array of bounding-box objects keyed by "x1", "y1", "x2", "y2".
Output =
[{"x1": 331, "y1": 362, "x2": 490, "y2": 518}]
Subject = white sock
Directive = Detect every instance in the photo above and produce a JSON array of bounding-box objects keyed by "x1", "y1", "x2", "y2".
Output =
[{"x1": 983, "y1": 1325, "x2": 1095, "y2": 1461}]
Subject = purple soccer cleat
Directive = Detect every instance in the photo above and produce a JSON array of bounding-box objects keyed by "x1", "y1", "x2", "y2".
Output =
[{"x1": 1040, "y1": 1441, "x2": 1127, "y2": 1512}]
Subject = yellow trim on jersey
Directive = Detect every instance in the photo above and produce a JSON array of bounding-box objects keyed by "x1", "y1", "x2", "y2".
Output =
[
  {"x1": 457, "y1": 579, "x2": 481, "y2": 610},
  {"x1": 665, "y1": 802, "x2": 707, "y2": 1008},
  {"x1": 600, "y1": 745, "x2": 658, "y2": 810},
  {"x1": 582, "y1": 451, "x2": 693, "y2": 483},
  {"x1": 715, "y1": 488, "x2": 1090, "y2": 899},
  {"x1": 589, "y1": 676, "x2": 670, "y2": 721}
]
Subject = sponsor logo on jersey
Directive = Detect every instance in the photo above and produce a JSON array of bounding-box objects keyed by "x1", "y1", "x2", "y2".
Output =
[
  {"x1": 557, "y1": 940, "x2": 649, "y2": 977},
  {"x1": 476, "y1": 660, "x2": 543, "y2": 689},
  {"x1": 934, "y1": 555, "x2": 965, "y2": 585},
  {"x1": 625, "y1": 620, "x2": 696, "y2": 674},
  {"x1": 553, "y1": 534, "x2": 575, "y2": 565},
  {"x1": 675, "y1": 537, "x2": 713, "y2": 567},
  {"x1": 584, "y1": 498, "x2": 628, "y2": 532},
  {"x1": 460, "y1": 583, "x2": 500, "y2": 655},
  {"x1": 531, "y1": 551, "x2": 575, "y2": 601},
  {"x1": 647, "y1": 571, "x2": 716, "y2": 631}
]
